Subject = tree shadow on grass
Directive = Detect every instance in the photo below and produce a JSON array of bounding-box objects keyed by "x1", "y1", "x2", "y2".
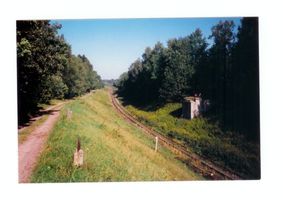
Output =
[
  {"x1": 18, "y1": 107, "x2": 61, "y2": 129},
  {"x1": 118, "y1": 96, "x2": 165, "y2": 112},
  {"x1": 169, "y1": 107, "x2": 182, "y2": 118}
]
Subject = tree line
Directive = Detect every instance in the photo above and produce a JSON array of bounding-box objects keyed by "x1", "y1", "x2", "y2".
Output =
[
  {"x1": 17, "y1": 20, "x2": 103, "y2": 124},
  {"x1": 115, "y1": 17, "x2": 259, "y2": 140}
]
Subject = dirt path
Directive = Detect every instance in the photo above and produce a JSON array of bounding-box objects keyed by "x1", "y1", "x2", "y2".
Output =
[
  {"x1": 18, "y1": 105, "x2": 64, "y2": 183},
  {"x1": 18, "y1": 102, "x2": 65, "y2": 131}
]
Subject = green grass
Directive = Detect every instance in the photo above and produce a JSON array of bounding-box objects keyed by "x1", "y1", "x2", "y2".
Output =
[
  {"x1": 31, "y1": 88, "x2": 202, "y2": 182},
  {"x1": 126, "y1": 103, "x2": 260, "y2": 179},
  {"x1": 38, "y1": 99, "x2": 66, "y2": 110}
]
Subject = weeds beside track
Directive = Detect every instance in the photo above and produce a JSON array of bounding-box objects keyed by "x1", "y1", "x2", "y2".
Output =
[{"x1": 109, "y1": 89, "x2": 242, "y2": 180}]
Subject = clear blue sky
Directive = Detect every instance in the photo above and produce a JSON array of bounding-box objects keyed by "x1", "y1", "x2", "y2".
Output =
[{"x1": 53, "y1": 18, "x2": 241, "y2": 79}]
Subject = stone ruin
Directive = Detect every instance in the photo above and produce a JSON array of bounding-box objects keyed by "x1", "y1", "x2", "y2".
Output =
[{"x1": 181, "y1": 94, "x2": 210, "y2": 119}]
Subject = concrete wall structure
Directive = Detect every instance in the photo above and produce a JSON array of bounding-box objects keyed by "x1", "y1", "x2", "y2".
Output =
[{"x1": 182, "y1": 96, "x2": 207, "y2": 119}]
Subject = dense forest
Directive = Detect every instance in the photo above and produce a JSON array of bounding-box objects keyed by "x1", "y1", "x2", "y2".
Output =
[
  {"x1": 17, "y1": 20, "x2": 103, "y2": 124},
  {"x1": 115, "y1": 17, "x2": 259, "y2": 141}
]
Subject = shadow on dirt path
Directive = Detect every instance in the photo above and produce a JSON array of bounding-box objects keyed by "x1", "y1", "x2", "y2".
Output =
[{"x1": 18, "y1": 104, "x2": 64, "y2": 183}]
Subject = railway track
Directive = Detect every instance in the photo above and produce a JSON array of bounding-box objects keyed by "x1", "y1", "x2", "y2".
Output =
[{"x1": 109, "y1": 89, "x2": 242, "y2": 180}]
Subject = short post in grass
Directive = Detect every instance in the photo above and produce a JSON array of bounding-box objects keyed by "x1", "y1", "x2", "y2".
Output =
[
  {"x1": 155, "y1": 136, "x2": 158, "y2": 152},
  {"x1": 67, "y1": 109, "x2": 72, "y2": 120},
  {"x1": 73, "y1": 138, "x2": 84, "y2": 167}
]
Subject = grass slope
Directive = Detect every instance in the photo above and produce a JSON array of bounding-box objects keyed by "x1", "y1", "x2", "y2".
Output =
[
  {"x1": 126, "y1": 103, "x2": 260, "y2": 179},
  {"x1": 31, "y1": 89, "x2": 202, "y2": 182}
]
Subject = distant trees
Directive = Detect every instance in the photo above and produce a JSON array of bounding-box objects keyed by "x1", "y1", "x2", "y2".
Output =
[
  {"x1": 17, "y1": 20, "x2": 103, "y2": 123},
  {"x1": 116, "y1": 18, "x2": 259, "y2": 140},
  {"x1": 63, "y1": 54, "x2": 103, "y2": 98}
]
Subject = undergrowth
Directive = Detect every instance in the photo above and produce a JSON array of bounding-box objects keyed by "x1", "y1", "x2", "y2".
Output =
[{"x1": 126, "y1": 103, "x2": 260, "y2": 179}]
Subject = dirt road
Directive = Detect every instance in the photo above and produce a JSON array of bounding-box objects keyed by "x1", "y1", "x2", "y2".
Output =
[
  {"x1": 18, "y1": 102, "x2": 65, "y2": 131},
  {"x1": 18, "y1": 105, "x2": 64, "y2": 183}
]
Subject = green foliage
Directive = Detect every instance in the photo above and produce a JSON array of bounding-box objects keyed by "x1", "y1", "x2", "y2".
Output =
[
  {"x1": 39, "y1": 75, "x2": 68, "y2": 103},
  {"x1": 17, "y1": 38, "x2": 32, "y2": 57},
  {"x1": 116, "y1": 18, "x2": 260, "y2": 141},
  {"x1": 116, "y1": 29, "x2": 207, "y2": 103},
  {"x1": 17, "y1": 20, "x2": 103, "y2": 124},
  {"x1": 116, "y1": 18, "x2": 260, "y2": 177},
  {"x1": 159, "y1": 42, "x2": 189, "y2": 101},
  {"x1": 230, "y1": 18, "x2": 260, "y2": 139},
  {"x1": 204, "y1": 20, "x2": 236, "y2": 125}
]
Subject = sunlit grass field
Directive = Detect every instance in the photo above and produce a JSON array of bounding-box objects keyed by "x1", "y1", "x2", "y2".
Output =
[
  {"x1": 31, "y1": 88, "x2": 202, "y2": 182},
  {"x1": 126, "y1": 103, "x2": 260, "y2": 179}
]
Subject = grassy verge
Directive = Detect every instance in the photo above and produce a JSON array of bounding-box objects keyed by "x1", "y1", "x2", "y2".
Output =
[
  {"x1": 31, "y1": 89, "x2": 202, "y2": 182},
  {"x1": 126, "y1": 103, "x2": 260, "y2": 179}
]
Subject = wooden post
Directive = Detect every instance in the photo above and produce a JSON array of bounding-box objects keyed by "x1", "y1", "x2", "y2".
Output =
[
  {"x1": 73, "y1": 138, "x2": 84, "y2": 167},
  {"x1": 155, "y1": 136, "x2": 158, "y2": 152},
  {"x1": 67, "y1": 109, "x2": 72, "y2": 120},
  {"x1": 67, "y1": 109, "x2": 70, "y2": 119}
]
